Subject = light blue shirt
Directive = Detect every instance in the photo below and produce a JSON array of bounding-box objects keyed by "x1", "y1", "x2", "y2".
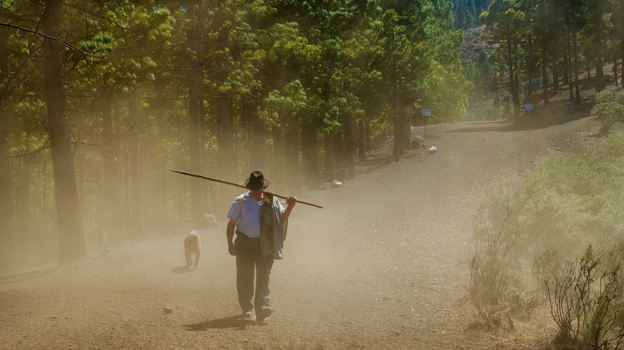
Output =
[{"x1": 227, "y1": 192, "x2": 263, "y2": 238}]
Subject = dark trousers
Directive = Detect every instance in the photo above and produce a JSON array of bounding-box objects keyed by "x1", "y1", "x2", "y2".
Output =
[{"x1": 235, "y1": 234, "x2": 274, "y2": 315}]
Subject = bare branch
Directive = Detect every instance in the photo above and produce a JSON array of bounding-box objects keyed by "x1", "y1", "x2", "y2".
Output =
[{"x1": 0, "y1": 21, "x2": 105, "y2": 57}]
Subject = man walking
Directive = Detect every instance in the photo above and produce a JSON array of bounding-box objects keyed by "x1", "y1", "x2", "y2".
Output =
[{"x1": 226, "y1": 171, "x2": 296, "y2": 324}]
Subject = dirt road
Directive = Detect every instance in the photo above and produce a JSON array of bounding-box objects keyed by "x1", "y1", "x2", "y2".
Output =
[{"x1": 0, "y1": 115, "x2": 602, "y2": 350}]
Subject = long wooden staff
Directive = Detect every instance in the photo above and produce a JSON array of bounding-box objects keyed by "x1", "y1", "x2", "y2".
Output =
[{"x1": 169, "y1": 169, "x2": 323, "y2": 209}]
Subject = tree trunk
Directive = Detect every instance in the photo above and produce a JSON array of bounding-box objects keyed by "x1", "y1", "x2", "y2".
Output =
[
  {"x1": 514, "y1": 54, "x2": 521, "y2": 116},
  {"x1": 152, "y1": 84, "x2": 168, "y2": 233},
  {"x1": 324, "y1": 132, "x2": 336, "y2": 182},
  {"x1": 270, "y1": 124, "x2": 284, "y2": 193},
  {"x1": 215, "y1": 26, "x2": 234, "y2": 214},
  {"x1": 365, "y1": 117, "x2": 370, "y2": 154},
  {"x1": 16, "y1": 155, "x2": 30, "y2": 264},
  {"x1": 595, "y1": 37, "x2": 604, "y2": 92},
  {"x1": 553, "y1": 56, "x2": 559, "y2": 92},
  {"x1": 301, "y1": 122, "x2": 320, "y2": 190},
  {"x1": 399, "y1": 102, "x2": 410, "y2": 153},
  {"x1": 357, "y1": 118, "x2": 366, "y2": 162},
  {"x1": 542, "y1": 37, "x2": 549, "y2": 104},
  {"x1": 567, "y1": 30, "x2": 574, "y2": 101},
  {"x1": 42, "y1": 0, "x2": 86, "y2": 264},
  {"x1": 527, "y1": 38, "x2": 533, "y2": 98},
  {"x1": 187, "y1": 6, "x2": 208, "y2": 225},
  {"x1": 342, "y1": 81, "x2": 356, "y2": 178},
  {"x1": 249, "y1": 106, "x2": 267, "y2": 172},
  {"x1": 39, "y1": 158, "x2": 55, "y2": 263},
  {"x1": 241, "y1": 101, "x2": 250, "y2": 173},
  {"x1": 129, "y1": 101, "x2": 143, "y2": 238},
  {"x1": 101, "y1": 82, "x2": 123, "y2": 244},
  {"x1": 392, "y1": 53, "x2": 400, "y2": 161},
  {"x1": 563, "y1": 44, "x2": 569, "y2": 85},
  {"x1": 621, "y1": 39, "x2": 624, "y2": 87},
  {"x1": 572, "y1": 19, "x2": 581, "y2": 105},
  {"x1": 507, "y1": 34, "x2": 520, "y2": 123},
  {"x1": 284, "y1": 117, "x2": 300, "y2": 193},
  {"x1": 0, "y1": 26, "x2": 14, "y2": 274},
  {"x1": 615, "y1": 58, "x2": 619, "y2": 88}
]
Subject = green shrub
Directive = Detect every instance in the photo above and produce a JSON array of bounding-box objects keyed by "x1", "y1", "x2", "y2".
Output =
[
  {"x1": 478, "y1": 132, "x2": 624, "y2": 258},
  {"x1": 470, "y1": 131, "x2": 624, "y2": 334},
  {"x1": 592, "y1": 86, "x2": 624, "y2": 135},
  {"x1": 469, "y1": 203, "x2": 537, "y2": 330}
]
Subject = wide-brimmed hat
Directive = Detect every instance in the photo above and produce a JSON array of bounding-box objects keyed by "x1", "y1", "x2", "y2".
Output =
[{"x1": 244, "y1": 171, "x2": 269, "y2": 191}]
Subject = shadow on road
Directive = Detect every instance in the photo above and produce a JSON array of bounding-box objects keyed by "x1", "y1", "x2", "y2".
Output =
[
  {"x1": 183, "y1": 315, "x2": 255, "y2": 330},
  {"x1": 171, "y1": 266, "x2": 192, "y2": 273}
]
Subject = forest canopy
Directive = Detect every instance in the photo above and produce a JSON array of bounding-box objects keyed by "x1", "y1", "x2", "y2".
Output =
[
  {"x1": 2, "y1": 0, "x2": 622, "y2": 274},
  {"x1": 0, "y1": 0, "x2": 471, "y2": 273}
]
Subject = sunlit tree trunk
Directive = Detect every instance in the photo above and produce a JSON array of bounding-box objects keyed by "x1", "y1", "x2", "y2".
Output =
[{"x1": 42, "y1": 0, "x2": 86, "y2": 264}]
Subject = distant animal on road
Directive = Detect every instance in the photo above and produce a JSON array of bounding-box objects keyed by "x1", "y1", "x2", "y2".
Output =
[{"x1": 184, "y1": 230, "x2": 201, "y2": 270}]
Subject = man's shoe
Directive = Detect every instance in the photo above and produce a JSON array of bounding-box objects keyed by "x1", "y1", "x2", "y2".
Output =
[
  {"x1": 242, "y1": 311, "x2": 253, "y2": 319},
  {"x1": 256, "y1": 307, "x2": 272, "y2": 324}
]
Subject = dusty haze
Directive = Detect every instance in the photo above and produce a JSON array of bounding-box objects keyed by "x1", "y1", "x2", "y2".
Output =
[{"x1": 0, "y1": 110, "x2": 605, "y2": 349}]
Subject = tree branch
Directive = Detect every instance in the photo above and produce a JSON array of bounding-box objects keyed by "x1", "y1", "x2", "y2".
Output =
[
  {"x1": 3, "y1": 139, "x2": 51, "y2": 158},
  {"x1": 0, "y1": 21, "x2": 103, "y2": 57}
]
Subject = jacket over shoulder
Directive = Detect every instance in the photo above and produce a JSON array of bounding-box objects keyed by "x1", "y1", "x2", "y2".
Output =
[{"x1": 259, "y1": 194, "x2": 287, "y2": 260}]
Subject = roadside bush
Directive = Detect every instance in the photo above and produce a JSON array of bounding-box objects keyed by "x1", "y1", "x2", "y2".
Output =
[
  {"x1": 469, "y1": 132, "x2": 624, "y2": 333},
  {"x1": 483, "y1": 132, "x2": 624, "y2": 258},
  {"x1": 469, "y1": 203, "x2": 537, "y2": 330},
  {"x1": 592, "y1": 86, "x2": 624, "y2": 135},
  {"x1": 535, "y1": 245, "x2": 624, "y2": 349}
]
